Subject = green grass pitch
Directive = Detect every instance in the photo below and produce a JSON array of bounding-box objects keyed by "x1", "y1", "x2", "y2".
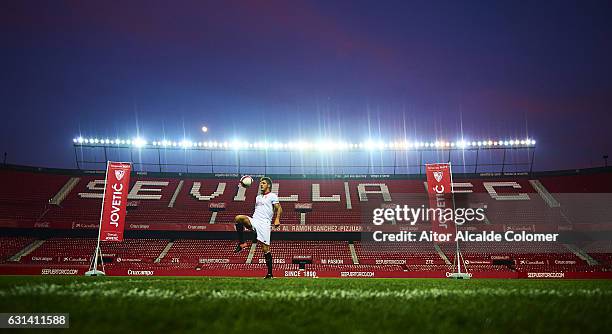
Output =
[{"x1": 1, "y1": 276, "x2": 611, "y2": 333}]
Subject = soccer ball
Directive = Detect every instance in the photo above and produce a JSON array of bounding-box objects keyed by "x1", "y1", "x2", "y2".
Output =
[{"x1": 239, "y1": 175, "x2": 253, "y2": 188}]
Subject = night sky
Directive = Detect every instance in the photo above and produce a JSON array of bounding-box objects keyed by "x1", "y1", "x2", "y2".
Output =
[{"x1": 2, "y1": 0, "x2": 612, "y2": 171}]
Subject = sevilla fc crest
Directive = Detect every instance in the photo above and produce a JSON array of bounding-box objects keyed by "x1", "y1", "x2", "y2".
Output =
[
  {"x1": 433, "y1": 171, "x2": 443, "y2": 182},
  {"x1": 115, "y1": 170, "x2": 125, "y2": 181}
]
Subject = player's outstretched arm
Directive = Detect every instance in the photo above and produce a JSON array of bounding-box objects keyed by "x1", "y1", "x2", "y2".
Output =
[{"x1": 273, "y1": 203, "x2": 282, "y2": 226}]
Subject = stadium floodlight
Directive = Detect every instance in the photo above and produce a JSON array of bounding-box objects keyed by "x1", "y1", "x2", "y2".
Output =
[
  {"x1": 72, "y1": 135, "x2": 536, "y2": 152},
  {"x1": 230, "y1": 141, "x2": 243, "y2": 150},
  {"x1": 132, "y1": 138, "x2": 146, "y2": 148}
]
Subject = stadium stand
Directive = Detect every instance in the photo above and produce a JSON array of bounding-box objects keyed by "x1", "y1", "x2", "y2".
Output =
[
  {"x1": 0, "y1": 236, "x2": 35, "y2": 263},
  {"x1": 0, "y1": 164, "x2": 611, "y2": 277},
  {"x1": 161, "y1": 239, "x2": 249, "y2": 264}
]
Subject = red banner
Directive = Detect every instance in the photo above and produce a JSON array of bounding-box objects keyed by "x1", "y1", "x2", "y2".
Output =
[
  {"x1": 425, "y1": 163, "x2": 454, "y2": 243},
  {"x1": 425, "y1": 163, "x2": 453, "y2": 195},
  {"x1": 99, "y1": 162, "x2": 131, "y2": 242}
]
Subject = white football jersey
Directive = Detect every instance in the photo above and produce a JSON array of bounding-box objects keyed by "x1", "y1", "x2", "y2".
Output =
[{"x1": 252, "y1": 192, "x2": 279, "y2": 223}]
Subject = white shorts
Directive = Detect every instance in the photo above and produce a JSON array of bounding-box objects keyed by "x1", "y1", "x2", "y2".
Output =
[{"x1": 247, "y1": 217, "x2": 271, "y2": 245}]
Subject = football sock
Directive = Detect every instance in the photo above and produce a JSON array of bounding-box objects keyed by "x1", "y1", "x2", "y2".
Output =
[
  {"x1": 235, "y1": 221, "x2": 245, "y2": 243},
  {"x1": 265, "y1": 252, "x2": 273, "y2": 275}
]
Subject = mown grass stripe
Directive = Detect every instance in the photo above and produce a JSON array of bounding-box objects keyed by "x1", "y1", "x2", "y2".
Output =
[{"x1": 1, "y1": 283, "x2": 610, "y2": 300}]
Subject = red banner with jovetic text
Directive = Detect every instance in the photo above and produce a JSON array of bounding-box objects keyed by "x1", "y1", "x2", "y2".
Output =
[
  {"x1": 425, "y1": 163, "x2": 454, "y2": 242},
  {"x1": 99, "y1": 162, "x2": 131, "y2": 242}
]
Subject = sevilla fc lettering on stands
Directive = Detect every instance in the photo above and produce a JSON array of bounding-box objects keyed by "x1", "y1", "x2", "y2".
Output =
[
  {"x1": 100, "y1": 162, "x2": 131, "y2": 242},
  {"x1": 77, "y1": 180, "x2": 531, "y2": 202}
]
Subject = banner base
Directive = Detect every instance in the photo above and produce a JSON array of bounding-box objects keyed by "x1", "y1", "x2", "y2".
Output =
[
  {"x1": 448, "y1": 273, "x2": 471, "y2": 280},
  {"x1": 85, "y1": 269, "x2": 106, "y2": 276}
]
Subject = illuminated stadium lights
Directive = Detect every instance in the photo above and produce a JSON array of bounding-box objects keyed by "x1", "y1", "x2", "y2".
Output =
[
  {"x1": 131, "y1": 138, "x2": 145, "y2": 147},
  {"x1": 72, "y1": 137, "x2": 536, "y2": 150}
]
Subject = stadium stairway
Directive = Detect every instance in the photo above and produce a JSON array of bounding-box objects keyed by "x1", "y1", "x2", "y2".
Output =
[
  {"x1": 529, "y1": 180, "x2": 560, "y2": 208},
  {"x1": 9, "y1": 239, "x2": 45, "y2": 262},
  {"x1": 167, "y1": 180, "x2": 183, "y2": 208},
  {"x1": 564, "y1": 244, "x2": 599, "y2": 265},
  {"x1": 349, "y1": 242, "x2": 359, "y2": 264},
  {"x1": 154, "y1": 241, "x2": 175, "y2": 263},
  {"x1": 49, "y1": 177, "x2": 81, "y2": 206},
  {"x1": 434, "y1": 244, "x2": 452, "y2": 265},
  {"x1": 209, "y1": 211, "x2": 218, "y2": 224},
  {"x1": 246, "y1": 244, "x2": 257, "y2": 264}
]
